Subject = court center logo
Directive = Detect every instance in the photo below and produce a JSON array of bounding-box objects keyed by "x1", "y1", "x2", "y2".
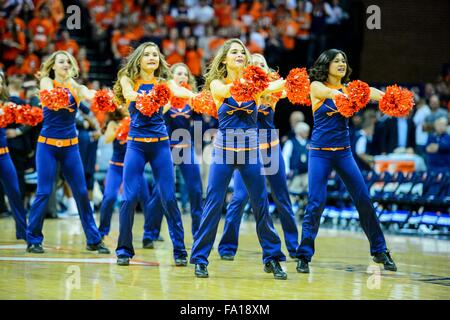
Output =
[
  {"x1": 65, "y1": 265, "x2": 81, "y2": 299},
  {"x1": 366, "y1": 5, "x2": 381, "y2": 30},
  {"x1": 366, "y1": 265, "x2": 381, "y2": 289}
]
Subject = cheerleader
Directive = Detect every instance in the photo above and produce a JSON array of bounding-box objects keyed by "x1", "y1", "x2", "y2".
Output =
[
  {"x1": 218, "y1": 54, "x2": 299, "y2": 260},
  {"x1": 190, "y1": 39, "x2": 287, "y2": 280},
  {"x1": 26, "y1": 51, "x2": 110, "y2": 254},
  {"x1": 113, "y1": 42, "x2": 195, "y2": 266},
  {"x1": 143, "y1": 63, "x2": 203, "y2": 245},
  {"x1": 295, "y1": 49, "x2": 397, "y2": 273},
  {"x1": 98, "y1": 108, "x2": 153, "y2": 245},
  {"x1": 0, "y1": 72, "x2": 27, "y2": 240}
]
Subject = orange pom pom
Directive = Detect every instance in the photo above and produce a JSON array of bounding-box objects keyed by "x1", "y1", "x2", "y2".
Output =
[
  {"x1": 91, "y1": 89, "x2": 117, "y2": 112},
  {"x1": 0, "y1": 103, "x2": 17, "y2": 127},
  {"x1": 286, "y1": 68, "x2": 311, "y2": 106},
  {"x1": 115, "y1": 117, "x2": 131, "y2": 141},
  {"x1": 40, "y1": 87, "x2": 70, "y2": 111},
  {"x1": 0, "y1": 103, "x2": 16, "y2": 127},
  {"x1": 27, "y1": 107, "x2": 44, "y2": 126},
  {"x1": 379, "y1": 85, "x2": 414, "y2": 117},
  {"x1": 14, "y1": 104, "x2": 31, "y2": 125},
  {"x1": 230, "y1": 80, "x2": 254, "y2": 102},
  {"x1": 335, "y1": 94, "x2": 357, "y2": 118},
  {"x1": 191, "y1": 90, "x2": 218, "y2": 118},
  {"x1": 230, "y1": 65, "x2": 269, "y2": 102},
  {"x1": 136, "y1": 83, "x2": 172, "y2": 117},
  {"x1": 347, "y1": 80, "x2": 370, "y2": 111}
]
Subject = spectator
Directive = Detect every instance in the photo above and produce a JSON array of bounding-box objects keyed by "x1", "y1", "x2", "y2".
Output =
[
  {"x1": 283, "y1": 110, "x2": 305, "y2": 142},
  {"x1": 282, "y1": 122, "x2": 310, "y2": 194},
  {"x1": 2, "y1": 16, "x2": 27, "y2": 67},
  {"x1": 55, "y1": 30, "x2": 79, "y2": 57},
  {"x1": 22, "y1": 42, "x2": 40, "y2": 76},
  {"x1": 6, "y1": 55, "x2": 25, "y2": 77},
  {"x1": 412, "y1": 97, "x2": 431, "y2": 156},
  {"x1": 381, "y1": 115, "x2": 416, "y2": 154},
  {"x1": 188, "y1": 0, "x2": 215, "y2": 38},
  {"x1": 354, "y1": 119, "x2": 375, "y2": 171},
  {"x1": 423, "y1": 94, "x2": 448, "y2": 133},
  {"x1": 171, "y1": 0, "x2": 190, "y2": 33},
  {"x1": 425, "y1": 117, "x2": 450, "y2": 171},
  {"x1": 185, "y1": 37, "x2": 203, "y2": 80}
]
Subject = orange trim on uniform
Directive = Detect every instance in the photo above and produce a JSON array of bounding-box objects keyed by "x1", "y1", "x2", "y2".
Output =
[
  {"x1": 38, "y1": 135, "x2": 79, "y2": 147},
  {"x1": 215, "y1": 145, "x2": 258, "y2": 152},
  {"x1": 171, "y1": 144, "x2": 190, "y2": 148},
  {"x1": 127, "y1": 136, "x2": 169, "y2": 143},
  {"x1": 109, "y1": 160, "x2": 124, "y2": 167},
  {"x1": 0, "y1": 147, "x2": 9, "y2": 155},
  {"x1": 259, "y1": 139, "x2": 280, "y2": 150},
  {"x1": 308, "y1": 146, "x2": 351, "y2": 151},
  {"x1": 312, "y1": 98, "x2": 325, "y2": 113}
]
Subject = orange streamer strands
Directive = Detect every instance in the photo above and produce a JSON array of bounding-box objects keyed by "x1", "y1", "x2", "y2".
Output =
[
  {"x1": 91, "y1": 89, "x2": 117, "y2": 112},
  {"x1": 136, "y1": 83, "x2": 172, "y2": 117},
  {"x1": 40, "y1": 87, "x2": 70, "y2": 111},
  {"x1": 379, "y1": 85, "x2": 415, "y2": 117},
  {"x1": 286, "y1": 68, "x2": 311, "y2": 106}
]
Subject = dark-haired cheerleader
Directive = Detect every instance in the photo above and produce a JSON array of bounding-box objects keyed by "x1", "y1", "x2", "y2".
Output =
[{"x1": 295, "y1": 49, "x2": 397, "y2": 273}]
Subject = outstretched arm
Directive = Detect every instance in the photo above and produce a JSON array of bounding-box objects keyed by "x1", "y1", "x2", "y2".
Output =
[
  {"x1": 71, "y1": 79, "x2": 96, "y2": 101},
  {"x1": 168, "y1": 80, "x2": 196, "y2": 99},
  {"x1": 104, "y1": 120, "x2": 118, "y2": 143},
  {"x1": 369, "y1": 87, "x2": 385, "y2": 101},
  {"x1": 210, "y1": 79, "x2": 232, "y2": 101},
  {"x1": 40, "y1": 77, "x2": 54, "y2": 90},
  {"x1": 261, "y1": 79, "x2": 286, "y2": 95},
  {"x1": 310, "y1": 81, "x2": 345, "y2": 100},
  {"x1": 120, "y1": 76, "x2": 139, "y2": 102}
]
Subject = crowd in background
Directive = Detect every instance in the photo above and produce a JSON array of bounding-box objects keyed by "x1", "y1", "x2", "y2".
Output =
[{"x1": 0, "y1": 0, "x2": 449, "y2": 219}]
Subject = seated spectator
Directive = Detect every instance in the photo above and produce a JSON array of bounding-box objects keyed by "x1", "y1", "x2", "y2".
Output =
[
  {"x1": 22, "y1": 43, "x2": 40, "y2": 76},
  {"x1": 412, "y1": 97, "x2": 431, "y2": 156},
  {"x1": 283, "y1": 110, "x2": 305, "y2": 142},
  {"x1": 425, "y1": 117, "x2": 450, "y2": 172},
  {"x1": 77, "y1": 47, "x2": 90, "y2": 81},
  {"x1": 28, "y1": 6, "x2": 56, "y2": 54},
  {"x1": 2, "y1": 17, "x2": 26, "y2": 67},
  {"x1": 381, "y1": 115, "x2": 416, "y2": 154},
  {"x1": 423, "y1": 94, "x2": 448, "y2": 133},
  {"x1": 354, "y1": 119, "x2": 375, "y2": 171},
  {"x1": 6, "y1": 55, "x2": 25, "y2": 77},
  {"x1": 282, "y1": 122, "x2": 310, "y2": 194},
  {"x1": 185, "y1": 37, "x2": 203, "y2": 79},
  {"x1": 188, "y1": 0, "x2": 215, "y2": 37},
  {"x1": 55, "y1": 30, "x2": 79, "y2": 57}
]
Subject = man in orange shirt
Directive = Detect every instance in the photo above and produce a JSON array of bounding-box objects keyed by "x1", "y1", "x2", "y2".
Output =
[
  {"x1": 6, "y1": 56, "x2": 25, "y2": 77},
  {"x1": 28, "y1": 7, "x2": 56, "y2": 53},
  {"x1": 55, "y1": 31, "x2": 80, "y2": 57},
  {"x1": 2, "y1": 18, "x2": 27, "y2": 67},
  {"x1": 185, "y1": 37, "x2": 203, "y2": 78},
  {"x1": 22, "y1": 43, "x2": 41, "y2": 76}
]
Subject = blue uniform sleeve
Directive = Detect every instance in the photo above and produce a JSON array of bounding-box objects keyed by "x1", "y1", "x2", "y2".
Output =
[
  {"x1": 438, "y1": 134, "x2": 450, "y2": 152},
  {"x1": 79, "y1": 102, "x2": 91, "y2": 115}
]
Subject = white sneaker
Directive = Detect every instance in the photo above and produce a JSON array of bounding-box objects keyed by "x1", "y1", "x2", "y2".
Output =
[{"x1": 66, "y1": 197, "x2": 78, "y2": 215}]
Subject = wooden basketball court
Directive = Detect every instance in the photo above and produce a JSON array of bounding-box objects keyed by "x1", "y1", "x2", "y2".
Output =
[{"x1": 0, "y1": 213, "x2": 448, "y2": 299}]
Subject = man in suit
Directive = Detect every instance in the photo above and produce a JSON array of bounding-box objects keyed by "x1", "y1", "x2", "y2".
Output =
[{"x1": 381, "y1": 116, "x2": 416, "y2": 154}]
